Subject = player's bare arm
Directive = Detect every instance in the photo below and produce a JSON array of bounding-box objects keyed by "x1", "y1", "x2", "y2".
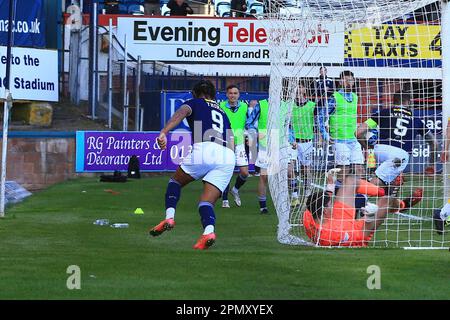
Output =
[
  {"x1": 158, "y1": 105, "x2": 192, "y2": 149},
  {"x1": 356, "y1": 122, "x2": 369, "y2": 150},
  {"x1": 334, "y1": 175, "x2": 359, "y2": 207}
]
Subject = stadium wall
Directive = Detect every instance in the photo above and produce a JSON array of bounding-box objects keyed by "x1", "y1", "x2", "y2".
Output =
[{"x1": 0, "y1": 133, "x2": 77, "y2": 191}]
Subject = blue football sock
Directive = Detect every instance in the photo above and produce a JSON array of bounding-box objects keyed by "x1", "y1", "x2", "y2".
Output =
[
  {"x1": 222, "y1": 184, "x2": 229, "y2": 201},
  {"x1": 234, "y1": 174, "x2": 247, "y2": 190},
  {"x1": 165, "y1": 178, "x2": 181, "y2": 211},
  {"x1": 289, "y1": 179, "x2": 298, "y2": 194},
  {"x1": 198, "y1": 201, "x2": 216, "y2": 229},
  {"x1": 258, "y1": 196, "x2": 267, "y2": 209}
]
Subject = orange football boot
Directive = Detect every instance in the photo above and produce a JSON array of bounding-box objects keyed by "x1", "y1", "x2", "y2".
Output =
[
  {"x1": 193, "y1": 233, "x2": 216, "y2": 250},
  {"x1": 149, "y1": 218, "x2": 175, "y2": 237}
]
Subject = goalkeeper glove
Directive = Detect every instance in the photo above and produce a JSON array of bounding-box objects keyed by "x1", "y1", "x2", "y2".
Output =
[
  {"x1": 325, "y1": 168, "x2": 341, "y2": 193},
  {"x1": 361, "y1": 202, "x2": 379, "y2": 223}
]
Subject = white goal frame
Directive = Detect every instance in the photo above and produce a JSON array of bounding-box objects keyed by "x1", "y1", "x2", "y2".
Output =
[{"x1": 265, "y1": 0, "x2": 450, "y2": 249}]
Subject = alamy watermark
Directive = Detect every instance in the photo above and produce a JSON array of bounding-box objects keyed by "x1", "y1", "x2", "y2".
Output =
[
  {"x1": 366, "y1": 265, "x2": 381, "y2": 290},
  {"x1": 66, "y1": 265, "x2": 81, "y2": 290}
]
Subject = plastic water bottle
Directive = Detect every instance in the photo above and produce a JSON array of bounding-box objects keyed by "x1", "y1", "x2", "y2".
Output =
[
  {"x1": 93, "y1": 219, "x2": 110, "y2": 226},
  {"x1": 110, "y1": 223, "x2": 129, "y2": 228}
]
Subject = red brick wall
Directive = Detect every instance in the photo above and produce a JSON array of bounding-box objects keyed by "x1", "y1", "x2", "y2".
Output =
[{"x1": 0, "y1": 138, "x2": 77, "y2": 191}]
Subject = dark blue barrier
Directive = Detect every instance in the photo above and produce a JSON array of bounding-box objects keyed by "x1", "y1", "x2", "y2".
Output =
[{"x1": 142, "y1": 91, "x2": 162, "y2": 131}]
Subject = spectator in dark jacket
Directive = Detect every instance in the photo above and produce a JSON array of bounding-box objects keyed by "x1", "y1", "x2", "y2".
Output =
[
  {"x1": 314, "y1": 66, "x2": 335, "y2": 107},
  {"x1": 167, "y1": 0, "x2": 194, "y2": 16},
  {"x1": 231, "y1": 0, "x2": 247, "y2": 17},
  {"x1": 144, "y1": 0, "x2": 160, "y2": 15}
]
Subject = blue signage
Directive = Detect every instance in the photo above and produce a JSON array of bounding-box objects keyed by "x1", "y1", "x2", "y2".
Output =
[
  {"x1": 160, "y1": 91, "x2": 269, "y2": 131},
  {"x1": 0, "y1": 0, "x2": 46, "y2": 48}
]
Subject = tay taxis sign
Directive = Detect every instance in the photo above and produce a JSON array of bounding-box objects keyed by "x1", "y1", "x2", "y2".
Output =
[{"x1": 345, "y1": 24, "x2": 441, "y2": 68}]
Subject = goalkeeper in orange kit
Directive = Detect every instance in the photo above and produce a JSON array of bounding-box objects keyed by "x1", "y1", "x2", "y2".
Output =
[{"x1": 303, "y1": 169, "x2": 413, "y2": 247}]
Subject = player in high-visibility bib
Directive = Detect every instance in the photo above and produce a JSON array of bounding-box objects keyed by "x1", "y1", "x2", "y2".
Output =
[
  {"x1": 318, "y1": 71, "x2": 365, "y2": 183},
  {"x1": 278, "y1": 97, "x2": 300, "y2": 208},
  {"x1": 252, "y1": 89, "x2": 297, "y2": 211},
  {"x1": 220, "y1": 85, "x2": 250, "y2": 208},
  {"x1": 247, "y1": 98, "x2": 270, "y2": 213},
  {"x1": 291, "y1": 81, "x2": 316, "y2": 203}
]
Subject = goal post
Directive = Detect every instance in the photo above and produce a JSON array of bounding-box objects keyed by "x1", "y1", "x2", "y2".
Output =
[
  {"x1": 441, "y1": 0, "x2": 450, "y2": 217},
  {"x1": 264, "y1": 0, "x2": 450, "y2": 248}
]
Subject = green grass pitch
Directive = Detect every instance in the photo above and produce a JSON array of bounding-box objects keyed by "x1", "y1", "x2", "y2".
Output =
[{"x1": 0, "y1": 174, "x2": 449, "y2": 299}]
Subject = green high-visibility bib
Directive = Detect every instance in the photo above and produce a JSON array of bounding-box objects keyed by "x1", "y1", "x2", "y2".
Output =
[
  {"x1": 291, "y1": 100, "x2": 315, "y2": 140},
  {"x1": 258, "y1": 99, "x2": 269, "y2": 148},
  {"x1": 220, "y1": 100, "x2": 248, "y2": 145},
  {"x1": 329, "y1": 92, "x2": 358, "y2": 140}
]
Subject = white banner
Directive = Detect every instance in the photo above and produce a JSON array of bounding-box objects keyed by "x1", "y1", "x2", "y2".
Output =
[
  {"x1": 116, "y1": 17, "x2": 344, "y2": 65},
  {"x1": 269, "y1": 20, "x2": 345, "y2": 66},
  {"x1": 0, "y1": 46, "x2": 58, "y2": 101}
]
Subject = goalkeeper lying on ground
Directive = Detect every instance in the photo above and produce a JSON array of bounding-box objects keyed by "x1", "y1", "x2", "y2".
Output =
[{"x1": 303, "y1": 169, "x2": 411, "y2": 247}]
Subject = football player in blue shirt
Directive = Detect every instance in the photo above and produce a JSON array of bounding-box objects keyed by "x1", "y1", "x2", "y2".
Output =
[
  {"x1": 356, "y1": 92, "x2": 437, "y2": 209},
  {"x1": 149, "y1": 80, "x2": 235, "y2": 250}
]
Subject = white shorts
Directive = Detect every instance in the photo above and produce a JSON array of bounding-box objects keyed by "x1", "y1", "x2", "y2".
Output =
[
  {"x1": 180, "y1": 142, "x2": 235, "y2": 192},
  {"x1": 234, "y1": 143, "x2": 249, "y2": 167},
  {"x1": 255, "y1": 148, "x2": 268, "y2": 169},
  {"x1": 333, "y1": 140, "x2": 364, "y2": 166},
  {"x1": 374, "y1": 144, "x2": 410, "y2": 184},
  {"x1": 297, "y1": 141, "x2": 313, "y2": 166},
  {"x1": 289, "y1": 145, "x2": 297, "y2": 161}
]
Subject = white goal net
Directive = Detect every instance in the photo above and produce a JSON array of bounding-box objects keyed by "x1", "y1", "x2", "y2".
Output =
[{"x1": 264, "y1": 0, "x2": 450, "y2": 248}]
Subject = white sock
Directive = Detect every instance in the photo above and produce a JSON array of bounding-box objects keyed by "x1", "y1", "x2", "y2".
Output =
[
  {"x1": 165, "y1": 208, "x2": 175, "y2": 219},
  {"x1": 232, "y1": 186, "x2": 239, "y2": 194},
  {"x1": 203, "y1": 225, "x2": 215, "y2": 235}
]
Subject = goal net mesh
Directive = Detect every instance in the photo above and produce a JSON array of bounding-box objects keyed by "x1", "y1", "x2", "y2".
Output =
[{"x1": 264, "y1": 0, "x2": 449, "y2": 248}]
